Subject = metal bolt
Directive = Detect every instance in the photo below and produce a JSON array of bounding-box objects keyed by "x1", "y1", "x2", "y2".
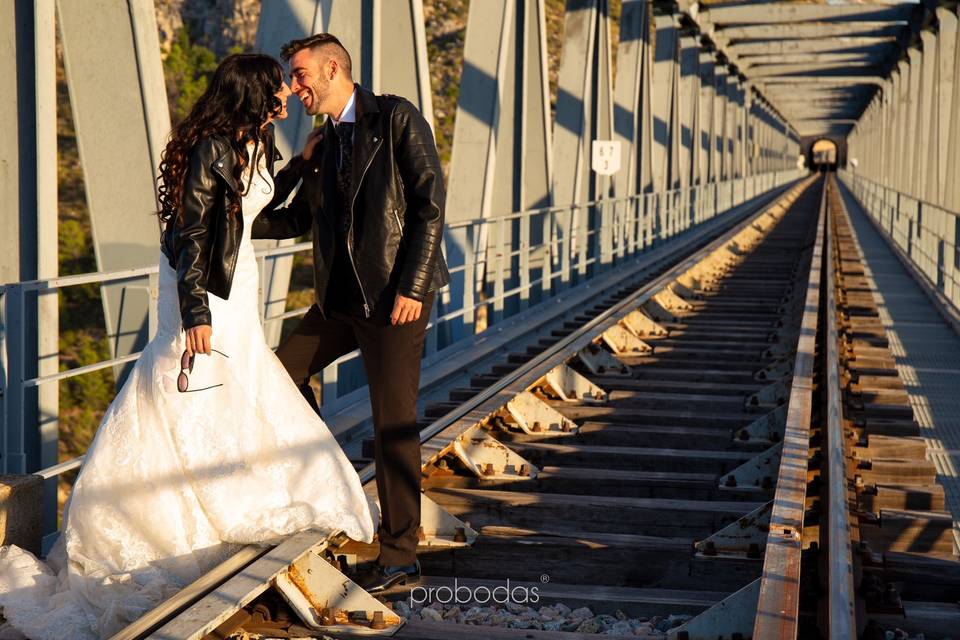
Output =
[
  {"x1": 701, "y1": 540, "x2": 717, "y2": 556},
  {"x1": 725, "y1": 475, "x2": 738, "y2": 487},
  {"x1": 348, "y1": 610, "x2": 369, "y2": 624},
  {"x1": 454, "y1": 526, "x2": 467, "y2": 542},
  {"x1": 519, "y1": 464, "x2": 530, "y2": 476},
  {"x1": 482, "y1": 463, "x2": 495, "y2": 476},
  {"x1": 532, "y1": 421, "x2": 543, "y2": 432},
  {"x1": 371, "y1": 611, "x2": 386, "y2": 629},
  {"x1": 883, "y1": 583, "x2": 901, "y2": 607}
]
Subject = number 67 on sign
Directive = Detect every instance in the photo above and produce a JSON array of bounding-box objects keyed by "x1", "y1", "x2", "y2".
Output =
[{"x1": 591, "y1": 140, "x2": 621, "y2": 175}]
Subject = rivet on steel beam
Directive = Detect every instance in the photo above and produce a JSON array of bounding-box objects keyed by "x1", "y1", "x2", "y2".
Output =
[
  {"x1": 454, "y1": 526, "x2": 467, "y2": 542},
  {"x1": 725, "y1": 475, "x2": 737, "y2": 487},
  {"x1": 483, "y1": 463, "x2": 495, "y2": 476}
]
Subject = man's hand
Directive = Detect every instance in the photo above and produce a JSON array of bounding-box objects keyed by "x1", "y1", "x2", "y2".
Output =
[
  {"x1": 185, "y1": 325, "x2": 212, "y2": 356},
  {"x1": 302, "y1": 128, "x2": 324, "y2": 161},
  {"x1": 391, "y1": 294, "x2": 423, "y2": 326}
]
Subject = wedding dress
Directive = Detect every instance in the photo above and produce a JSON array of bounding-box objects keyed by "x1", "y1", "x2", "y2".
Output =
[{"x1": 0, "y1": 141, "x2": 378, "y2": 640}]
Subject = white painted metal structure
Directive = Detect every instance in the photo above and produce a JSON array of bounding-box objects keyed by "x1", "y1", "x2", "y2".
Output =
[{"x1": 843, "y1": 4, "x2": 960, "y2": 314}]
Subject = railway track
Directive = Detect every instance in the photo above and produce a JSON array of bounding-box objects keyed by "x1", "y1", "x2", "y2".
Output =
[
  {"x1": 822, "y1": 177, "x2": 960, "y2": 640},
  {"x1": 104, "y1": 173, "x2": 959, "y2": 640}
]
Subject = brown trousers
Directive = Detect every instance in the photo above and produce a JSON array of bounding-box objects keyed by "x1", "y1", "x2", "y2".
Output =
[{"x1": 274, "y1": 291, "x2": 433, "y2": 566}]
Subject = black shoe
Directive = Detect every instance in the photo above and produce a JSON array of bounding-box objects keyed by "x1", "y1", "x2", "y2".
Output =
[{"x1": 357, "y1": 558, "x2": 421, "y2": 593}]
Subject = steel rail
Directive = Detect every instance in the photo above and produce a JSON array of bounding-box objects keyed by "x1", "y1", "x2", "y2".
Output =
[
  {"x1": 824, "y1": 175, "x2": 858, "y2": 637},
  {"x1": 753, "y1": 175, "x2": 826, "y2": 638},
  {"x1": 107, "y1": 176, "x2": 809, "y2": 640}
]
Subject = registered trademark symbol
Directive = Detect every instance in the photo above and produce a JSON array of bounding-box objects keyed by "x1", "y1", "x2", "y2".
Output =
[{"x1": 540, "y1": 574, "x2": 549, "y2": 583}]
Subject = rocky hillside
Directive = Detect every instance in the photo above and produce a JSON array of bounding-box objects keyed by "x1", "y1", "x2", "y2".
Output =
[{"x1": 155, "y1": 0, "x2": 260, "y2": 56}]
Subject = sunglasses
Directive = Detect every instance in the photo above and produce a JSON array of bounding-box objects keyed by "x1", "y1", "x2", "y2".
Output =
[{"x1": 178, "y1": 348, "x2": 230, "y2": 393}]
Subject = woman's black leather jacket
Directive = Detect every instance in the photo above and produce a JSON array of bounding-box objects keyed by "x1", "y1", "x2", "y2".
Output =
[{"x1": 160, "y1": 126, "x2": 303, "y2": 329}]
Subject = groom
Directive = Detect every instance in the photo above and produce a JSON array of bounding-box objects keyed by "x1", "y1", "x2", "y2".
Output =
[{"x1": 252, "y1": 33, "x2": 450, "y2": 592}]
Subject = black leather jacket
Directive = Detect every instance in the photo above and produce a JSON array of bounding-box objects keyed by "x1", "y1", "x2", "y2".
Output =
[
  {"x1": 160, "y1": 125, "x2": 300, "y2": 329},
  {"x1": 251, "y1": 84, "x2": 450, "y2": 318}
]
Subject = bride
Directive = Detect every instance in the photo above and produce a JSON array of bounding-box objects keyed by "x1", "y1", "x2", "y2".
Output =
[{"x1": 0, "y1": 53, "x2": 376, "y2": 639}]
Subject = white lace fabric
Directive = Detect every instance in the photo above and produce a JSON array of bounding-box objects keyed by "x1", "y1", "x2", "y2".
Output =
[{"x1": 0, "y1": 143, "x2": 378, "y2": 639}]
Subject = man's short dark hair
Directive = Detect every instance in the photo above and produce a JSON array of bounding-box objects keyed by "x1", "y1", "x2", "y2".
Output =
[{"x1": 280, "y1": 33, "x2": 353, "y2": 78}]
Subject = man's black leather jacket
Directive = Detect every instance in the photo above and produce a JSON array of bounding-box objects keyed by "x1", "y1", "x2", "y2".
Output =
[
  {"x1": 251, "y1": 84, "x2": 450, "y2": 318},
  {"x1": 160, "y1": 125, "x2": 300, "y2": 329}
]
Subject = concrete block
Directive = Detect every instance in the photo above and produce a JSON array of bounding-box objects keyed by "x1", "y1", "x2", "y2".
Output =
[{"x1": 0, "y1": 474, "x2": 43, "y2": 555}]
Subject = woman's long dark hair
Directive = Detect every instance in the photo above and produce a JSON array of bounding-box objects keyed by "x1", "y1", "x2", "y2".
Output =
[{"x1": 157, "y1": 53, "x2": 284, "y2": 225}]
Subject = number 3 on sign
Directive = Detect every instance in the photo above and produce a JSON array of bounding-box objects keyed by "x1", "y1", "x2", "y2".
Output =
[{"x1": 591, "y1": 140, "x2": 621, "y2": 176}]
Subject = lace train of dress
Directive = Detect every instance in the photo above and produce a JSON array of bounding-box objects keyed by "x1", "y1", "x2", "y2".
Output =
[{"x1": 0, "y1": 144, "x2": 377, "y2": 640}]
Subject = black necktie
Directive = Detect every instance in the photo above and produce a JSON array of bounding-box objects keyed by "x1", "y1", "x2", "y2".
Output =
[{"x1": 335, "y1": 121, "x2": 355, "y2": 196}]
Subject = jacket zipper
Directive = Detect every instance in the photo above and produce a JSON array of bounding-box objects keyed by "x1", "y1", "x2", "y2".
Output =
[
  {"x1": 392, "y1": 208, "x2": 405, "y2": 237},
  {"x1": 346, "y1": 136, "x2": 383, "y2": 318}
]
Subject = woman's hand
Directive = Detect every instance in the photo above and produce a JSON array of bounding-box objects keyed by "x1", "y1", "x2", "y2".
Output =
[
  {"x1": 185, "y1": 325, "x2": 213, "y2": 356},
  {"x1": 302, "y1": 128, "x2": 324, "y2": 161}
]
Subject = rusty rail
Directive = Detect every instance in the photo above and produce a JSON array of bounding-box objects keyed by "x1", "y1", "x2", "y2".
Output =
[{"x1": 752, "y1": 176, "x2": 826, "y2": 638}]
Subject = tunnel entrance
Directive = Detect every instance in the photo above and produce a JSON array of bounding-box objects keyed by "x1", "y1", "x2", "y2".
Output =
[{"x1": 810, "y1": 139, "x2": 838, "y2": 171}]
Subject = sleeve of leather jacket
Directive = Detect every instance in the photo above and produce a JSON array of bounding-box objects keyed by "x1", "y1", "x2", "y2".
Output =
[
  {"x1": 250, "y1": 154, "x2": 314, "y2": 240},
  {"x1": 174, "y1": 138, "x2": 219, "y2": 330},
  {"x1": 393, "y1": 99, "x2": 446, "y2": 301}
]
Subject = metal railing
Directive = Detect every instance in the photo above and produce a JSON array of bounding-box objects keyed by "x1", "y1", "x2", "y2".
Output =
[
  {"x1": 839, "y1": 170, "x2": 960, "y2": 314},
  {"x1": 0, "y1": 170, "x2": 801, "y2": 528}
]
